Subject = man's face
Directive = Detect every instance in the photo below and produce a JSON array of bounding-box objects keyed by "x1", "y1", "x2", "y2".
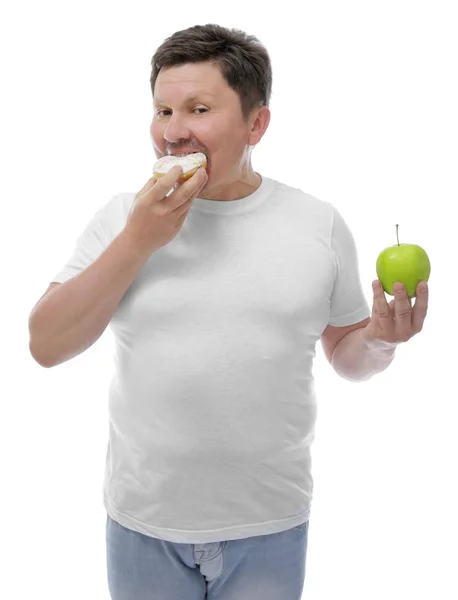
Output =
[{"x1": 150, "y1": 61, "x2": 267, "y2": 195}]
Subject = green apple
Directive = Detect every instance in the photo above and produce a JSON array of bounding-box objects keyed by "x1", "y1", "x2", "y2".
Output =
[{"x1": 376, "y1": 224, "x2": 431, "y2": 297}]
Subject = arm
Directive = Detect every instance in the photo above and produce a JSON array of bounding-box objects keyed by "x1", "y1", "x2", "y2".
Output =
[
  {"x1": 330, "y1": 326, "x2": 397, "y2": 382},
  {"x1": 324, "y1": 277, "x2": 429, "y2": 383},
  {"x1": 28, "y1": 230, "x2": 152, "y2": 368}
]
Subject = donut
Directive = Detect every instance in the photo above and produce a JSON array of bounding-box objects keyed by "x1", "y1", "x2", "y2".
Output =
[{"x1": 153, "y1": 152, "x2": 207, "y2": 182}]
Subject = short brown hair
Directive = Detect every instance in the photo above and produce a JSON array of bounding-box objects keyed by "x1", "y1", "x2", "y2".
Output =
[{"x1": 150, "y1": 24, "x2": 272, "y2": 122}]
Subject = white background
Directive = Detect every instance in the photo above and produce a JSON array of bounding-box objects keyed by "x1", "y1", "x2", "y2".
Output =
[{"x1": 2, "y1": 0, "x2": 457, "y2": 598}]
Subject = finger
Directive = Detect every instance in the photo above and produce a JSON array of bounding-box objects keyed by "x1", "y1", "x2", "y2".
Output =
[
  {"x1": 411, "y1": 281, "x2": 429, "y2": 334},
  {"x1": 140, "y1": 165, "x2": 184, "y2": 202},
  {"x1": 137, "y1": 174, "x2": 157, "y2": 196},
  {"x1": 371, "y1": 280, "x2": 392, "y2": 320},
  {"x1": 393, "y1": 282, "x2": 413, "y2": 341},
  {"x1": 169, "y1": 168, "x2": 208, "y2": 210}
]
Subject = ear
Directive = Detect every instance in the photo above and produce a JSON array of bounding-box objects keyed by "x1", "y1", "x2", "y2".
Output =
[{"x1": 248, "y1": 105, "x2": 271, "y2": 146}]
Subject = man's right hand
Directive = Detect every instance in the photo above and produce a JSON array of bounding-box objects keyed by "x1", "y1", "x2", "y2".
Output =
[{"x1": 123, "y1": 165, "x2": 208, "y2": 255}]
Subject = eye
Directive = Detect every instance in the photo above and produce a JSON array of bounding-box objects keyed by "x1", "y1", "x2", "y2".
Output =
[{"x1": 155, "y1": 108, "x2": 207, "y2": 118}]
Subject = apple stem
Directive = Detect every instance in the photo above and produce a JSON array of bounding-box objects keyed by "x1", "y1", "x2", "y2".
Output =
[{"x1": 396, "y1": 223, "x2": 400, "y2": 246}]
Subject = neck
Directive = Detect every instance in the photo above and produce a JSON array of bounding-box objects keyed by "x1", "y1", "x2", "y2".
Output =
[{"x1": 200, "y1": 169, "x2": 261, "y2": 201}]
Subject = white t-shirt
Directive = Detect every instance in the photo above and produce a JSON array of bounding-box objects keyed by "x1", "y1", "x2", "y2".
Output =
[{"x1": 51, "y1": 175, "x2": 370, "y2": 544}]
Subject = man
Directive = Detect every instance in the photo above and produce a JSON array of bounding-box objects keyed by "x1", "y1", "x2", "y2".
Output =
[{"x1": 28, "y1": 23, "x2": 429, "y2": 600}]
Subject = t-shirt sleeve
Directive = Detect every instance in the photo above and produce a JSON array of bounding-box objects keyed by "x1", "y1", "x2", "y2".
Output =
[
  {"x1": 327, "y1": 206, "x2": 371, "y2": 327},
  {"x1": 50, "y1": 198, "x2": 117, "y2": 285}
]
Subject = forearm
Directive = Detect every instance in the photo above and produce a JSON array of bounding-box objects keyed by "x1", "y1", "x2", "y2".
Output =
[
  {"x1": 29, "y1": 230, "x2": 152, "y2": 368},
  {"x1": 330, "y1": 327, "x2": 397, "y2": 382}
]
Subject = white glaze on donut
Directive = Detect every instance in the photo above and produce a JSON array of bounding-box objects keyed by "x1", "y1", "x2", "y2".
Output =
[{"x1": 153, "y1": 152, "x2": 207, "y2": 177}]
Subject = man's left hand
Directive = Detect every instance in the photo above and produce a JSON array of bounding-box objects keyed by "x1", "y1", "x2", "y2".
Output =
[{"x1": 364, "y1": 280, "x2": 429, "y2": 344}]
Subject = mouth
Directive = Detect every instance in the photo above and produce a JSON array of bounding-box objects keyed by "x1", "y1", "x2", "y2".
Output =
[{"x1": 167, "y1": 150, "x2": 206, "y2": 158}]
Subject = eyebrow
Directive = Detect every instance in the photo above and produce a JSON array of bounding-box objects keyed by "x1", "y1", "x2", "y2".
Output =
[{"x1": 154, "y1": 94, "x2": 215, "y2": 106}]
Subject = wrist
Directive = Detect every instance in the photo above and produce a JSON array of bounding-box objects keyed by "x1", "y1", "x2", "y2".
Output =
[
  {"x1": 118, "y1": 228, "x2": 158, "y2": 261},
  {"x1": 361, "y1": 327, "x2": 398, "y2": 352}
]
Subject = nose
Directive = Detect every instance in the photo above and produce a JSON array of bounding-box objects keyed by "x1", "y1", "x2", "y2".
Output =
[{"x1": 163, "y1": 113, "x2": 192, "y2": 144}]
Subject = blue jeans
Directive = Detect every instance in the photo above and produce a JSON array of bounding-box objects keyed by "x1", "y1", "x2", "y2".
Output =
[{"x1": 106, "y1": 514, "x2": 309, "y2": 600}]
